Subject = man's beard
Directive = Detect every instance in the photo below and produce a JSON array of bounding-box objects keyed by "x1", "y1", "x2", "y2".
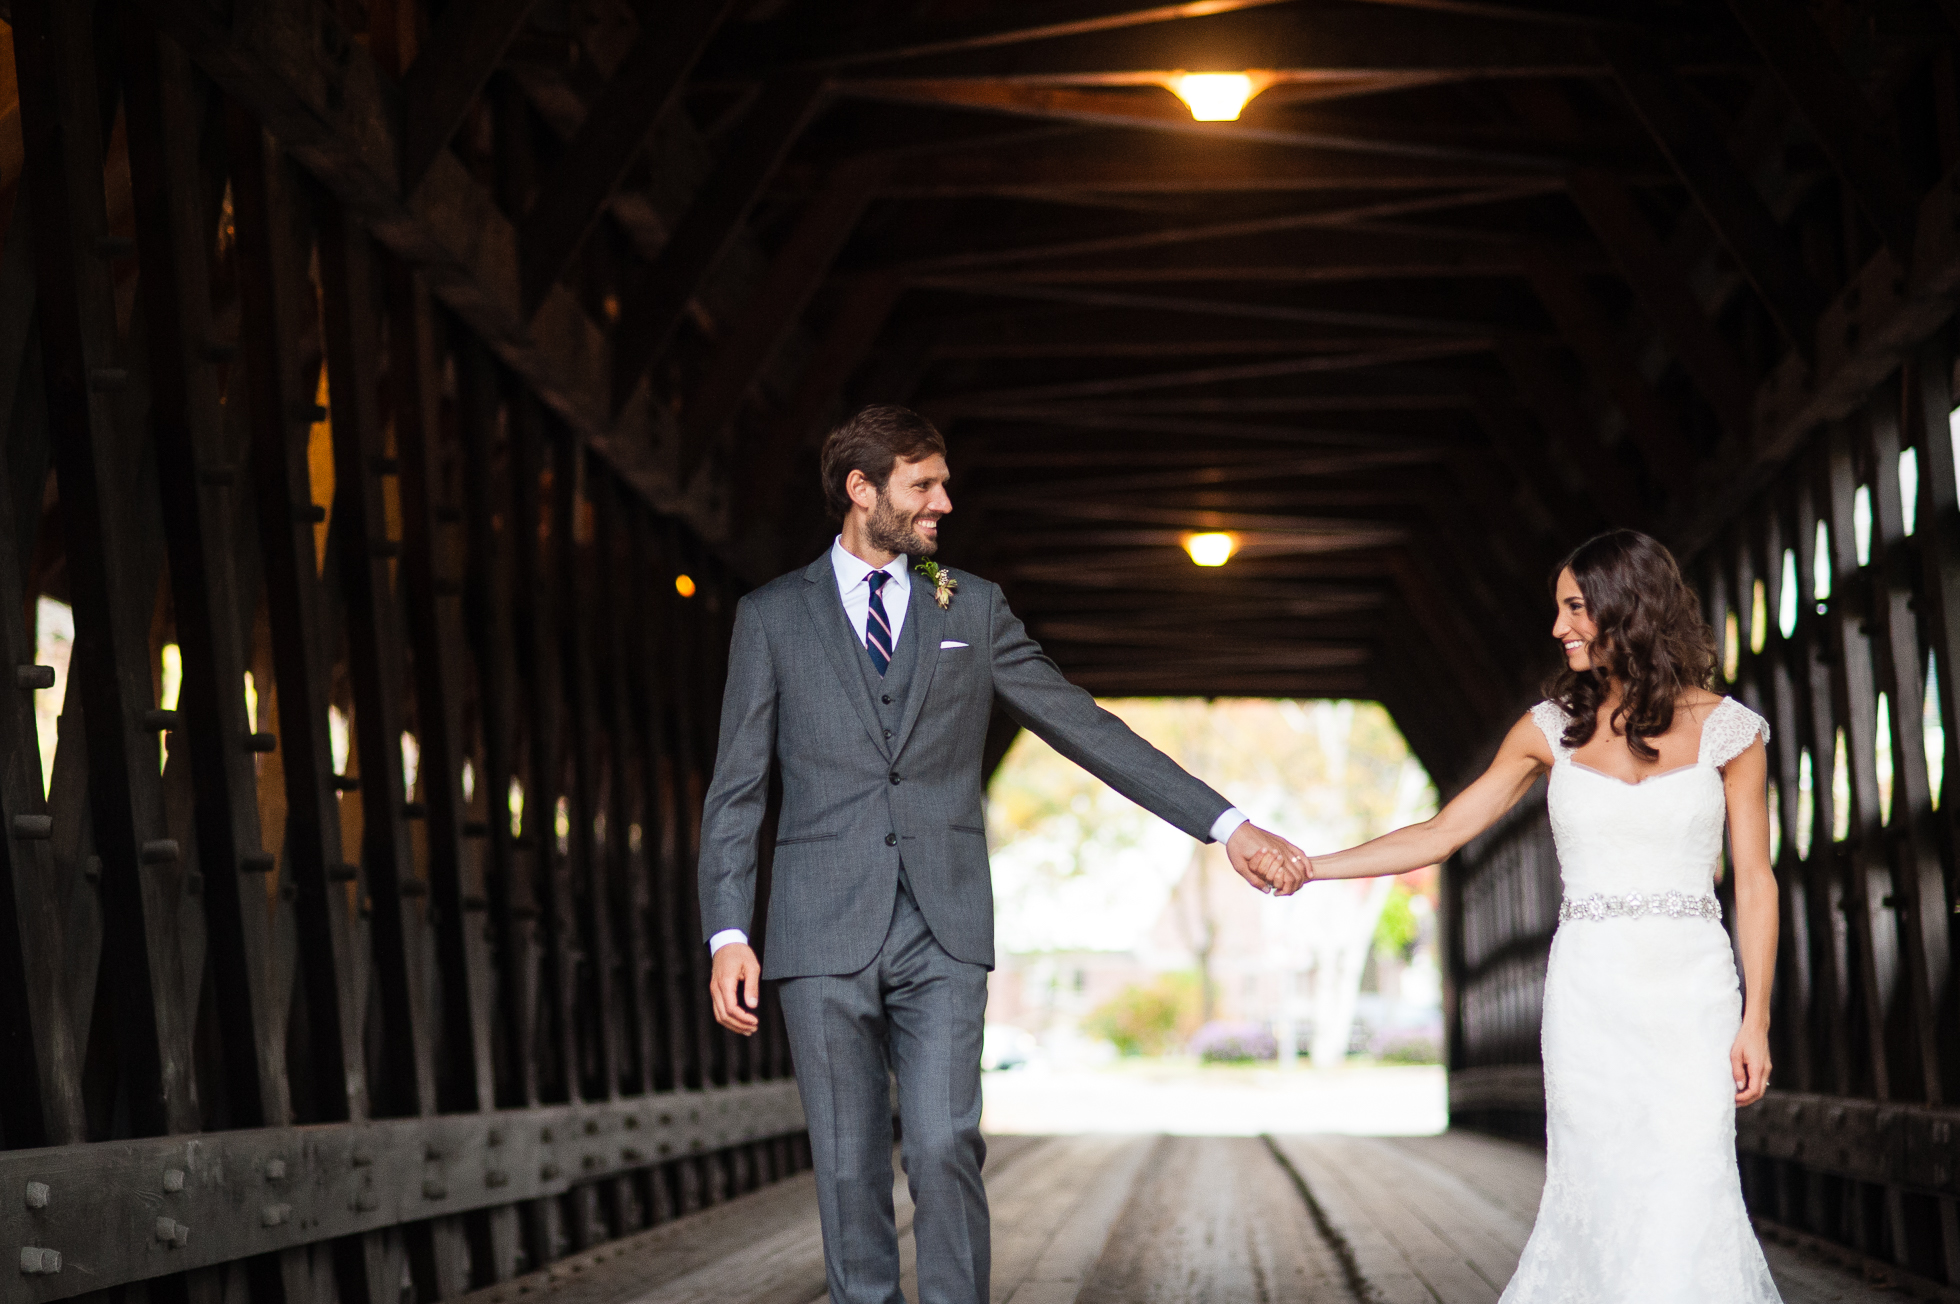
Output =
[{"x1": 867, "y1": 491, "x2": 937, "y2": 557}]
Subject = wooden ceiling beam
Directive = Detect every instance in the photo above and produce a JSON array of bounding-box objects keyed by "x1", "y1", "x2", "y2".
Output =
[
  {"x1": 883, "y1": 184, "x2": 1563, "y2": 275},
  {"x1": 911, "y1": 278, "x2": 1504, "y2": 335},
  {"x1": 1724, "y1": 0, "x2": 1919, "y2": 260},
  {"x1": 1502, "y1": 84, "x2": 1757, "y2": 446},
  {"x1": 608, "y1": 72, "x2": 830, "y2": 415},
  {"x1": 994, "y1": 548, "x2": 1411, "y2": 584},
  {"x1": 1603, "y1": 39, "x2": 1827, "y2": 351},
  {"x1": 897, "y1": 230, "x2": 1601, "y2": 286},
  {"x1": 517, "y1": 0, "x2": 740, "y2": 313},
  {"x1": 958, "y1": 392, "x2": 1472, "y2": 417},
  {"x1": 1468, "y1": 391, "x2": 1599, "y2": 545},
  {"x1": 980, "y1": 486, "x2": 1437, "y2": 513},
  {"x1": 977, "y1": 498, "x2": 1431, "y2": 533},
  {"x1": 718, "y1": 0, "x2": 1301, "y2": 70},
  {"x1": 399, "y1": 0, "x2": 543, "y2": 189},
  {"x1": 1524, "y1": 261, "x2": 1699, "y2": 480},
  {"x1": 1493, "y1": 336, "x2": 1649, "y2": 526},
  {"x1": 675, "y1": 154, "x2": 891, "y2": 482},
  {"x1": 837, "y1": 80, "x2": 1596, "y2": 170},
  {"x1": 935, "y1": 338, "x2": 1490, "y2": 409},
  {"x1": 792, "y1": 7, "x2": 1710, "y2": 82},
  {"x1": 754, "y1": 272, "x2": 906, "y2": 516},
  {"x1": 951, "y1": 408, "x2": 1460, "y2": 448},
  {"x1": 986, "y1": 526, "x2": 1408, "y2": 555},
  {"x1": 930, "y1": 324, "x2": 1447, "y2": 359},
  {"x1": 1561, "y1": 167, "x2": 1755, "y2": 442},
  {"x1": 879, "y1": 144, "x2": 1565, "y2": 195}
]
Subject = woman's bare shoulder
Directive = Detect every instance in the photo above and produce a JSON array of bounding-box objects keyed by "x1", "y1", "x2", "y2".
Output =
[{"x1": 1678, "y1": 688, "x2": 1726, "y2": 716}]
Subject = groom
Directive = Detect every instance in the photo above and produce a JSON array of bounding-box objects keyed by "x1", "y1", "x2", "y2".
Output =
[{"x1": 698, "y1": 404, "x2": 1307, "y2": 1304}]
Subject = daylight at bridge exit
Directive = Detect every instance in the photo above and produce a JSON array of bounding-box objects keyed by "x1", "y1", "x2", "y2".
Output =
[{"x1": 3, "y1": 1, "x2": 1960, "y2": 1302}]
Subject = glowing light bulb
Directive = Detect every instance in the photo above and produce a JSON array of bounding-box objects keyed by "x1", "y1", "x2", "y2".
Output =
[
  {"x1": 674, "y1": 574, "x2": 697, "y2": 598},
  {"x1": 1184, "y1": 532, "x2": 1237, "y2": 567},
  {"x1": 1168, "y1": 73, "x2": 1267, "y2": 122}
]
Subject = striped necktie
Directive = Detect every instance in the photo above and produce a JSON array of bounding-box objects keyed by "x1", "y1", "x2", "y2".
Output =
[{"x1": 864, "y1": 571, "x2": 894, "y2": 676}]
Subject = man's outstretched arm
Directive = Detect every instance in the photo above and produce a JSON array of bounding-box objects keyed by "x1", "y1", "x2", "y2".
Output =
[{"x1": 985, "y1": 582, "x2": 1307, "y2": 893}]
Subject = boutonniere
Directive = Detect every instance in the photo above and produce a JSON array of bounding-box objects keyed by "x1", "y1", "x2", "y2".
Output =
[{"x1": 915, "y1": 559, "x2": 958, "y2": 610}]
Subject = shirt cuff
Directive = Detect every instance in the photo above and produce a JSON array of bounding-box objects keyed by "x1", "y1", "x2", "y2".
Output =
[
  {"x1": 708, "y1": 929, "x2": 749, "y2": 956},
  {"x1": 1209, "y1": 808, "x2": 1249, "y2": 845}
]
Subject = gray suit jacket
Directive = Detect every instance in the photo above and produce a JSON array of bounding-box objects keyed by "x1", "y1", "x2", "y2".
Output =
[{"x1": 698, "y1": 554, "x2": 1232, "y2": 979}]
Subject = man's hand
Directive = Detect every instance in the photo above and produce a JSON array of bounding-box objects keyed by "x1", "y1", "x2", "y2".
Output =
[
  {"x1": 710, "y1": 943, "x2": 761, "y2": 1035},
  {"x1": 1226, "y1": 823, "x2": 1310, "y2": 895}
]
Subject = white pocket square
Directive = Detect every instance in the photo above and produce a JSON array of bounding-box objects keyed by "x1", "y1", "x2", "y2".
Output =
[{"x1": 940, "y1": 640, "x2": 968, "y2": 649}]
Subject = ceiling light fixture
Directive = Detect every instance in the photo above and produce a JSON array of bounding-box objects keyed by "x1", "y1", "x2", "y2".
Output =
[
  {"x1": 1184, "y1": 532, "x2": 1238, "y2": 567},
  {"x1": 1166, "y1": 72, "x2": 1272, "y2": 122}
]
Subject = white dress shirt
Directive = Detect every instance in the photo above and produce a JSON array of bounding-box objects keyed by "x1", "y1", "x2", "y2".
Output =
[
  {"x1": 708, "y1": 540, "x2": 1247, "y2": 955},
  {"x1": 829, "y1": 536, "x2": 913, "y2": 651}
]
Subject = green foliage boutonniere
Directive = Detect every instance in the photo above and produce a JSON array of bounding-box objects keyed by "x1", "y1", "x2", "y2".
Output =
[{"x1": 915, "y1": 559, "x2": 958, "y2": 610}]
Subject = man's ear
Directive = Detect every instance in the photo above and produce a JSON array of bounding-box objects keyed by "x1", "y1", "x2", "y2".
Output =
[{"x1": 845, "y1": 468, "x2": 879, "y2": 512}]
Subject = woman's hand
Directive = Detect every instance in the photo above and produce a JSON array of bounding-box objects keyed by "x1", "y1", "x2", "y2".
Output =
[
  {"x1": 1730, "y1": 1021, "x2": 1771, "y2": 1106},
  {"x1": 1250, "y1": 846, "x2": 1312, "y2": 888}
]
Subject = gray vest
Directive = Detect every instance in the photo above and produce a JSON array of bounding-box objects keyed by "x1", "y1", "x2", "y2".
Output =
[
  {"x1": 855, "y1": 595, "x2": 922, "y2": 891},
  {"x1": 856, "y1": 594, "x2": 922, "y2": 734}
]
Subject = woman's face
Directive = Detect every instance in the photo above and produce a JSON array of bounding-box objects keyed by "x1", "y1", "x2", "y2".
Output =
[{"x1": 1553, "y1": 567, "x2": 1597, "y2": 672}]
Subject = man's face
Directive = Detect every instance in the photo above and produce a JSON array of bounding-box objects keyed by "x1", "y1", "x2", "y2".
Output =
[{"x1": 861, "y1": 454, "x2": 952, "y2": 557}]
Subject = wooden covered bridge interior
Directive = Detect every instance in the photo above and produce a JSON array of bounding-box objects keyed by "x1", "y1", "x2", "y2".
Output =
[{"x1": 2, "y1": 0, "x2": 1959, "y2": 1299}]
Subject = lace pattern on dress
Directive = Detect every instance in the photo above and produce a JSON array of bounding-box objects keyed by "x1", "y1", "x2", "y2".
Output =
[
  {"x1": 1533, "y1": 696, "x2": 1768, "y2": 771},
  {"x1": 1530, "y1": 700, "x2": 1574, "y2": 763},
  {"x1": 1698, "y1": 696, "x2": 1771, "y2": 770}
]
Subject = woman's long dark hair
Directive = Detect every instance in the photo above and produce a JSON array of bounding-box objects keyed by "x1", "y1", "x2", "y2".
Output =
[{"x1": 1547, "y1": 530, "x2": 1718, "y2": 762}]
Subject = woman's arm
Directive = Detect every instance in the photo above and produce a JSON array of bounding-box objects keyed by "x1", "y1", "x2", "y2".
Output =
[
  {"x1": 1723, "y1": 738, "x2": 1778, "y2": 1106},
  {"x1": 1279, "y1": 713, "x2": 1553, "y2": 881}
]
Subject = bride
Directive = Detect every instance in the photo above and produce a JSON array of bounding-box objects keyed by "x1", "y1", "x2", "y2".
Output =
[{"x1": 1263, "y1": 529, "x2": 1783, "y2": 1302}]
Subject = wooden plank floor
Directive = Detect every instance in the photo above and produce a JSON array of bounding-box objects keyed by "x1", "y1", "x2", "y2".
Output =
[{"x1": 457, "y1": 1133, "x2": 1907, "y2": 1304}]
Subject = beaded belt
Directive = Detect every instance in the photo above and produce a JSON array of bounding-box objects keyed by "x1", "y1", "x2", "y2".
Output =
[{"x1": 1558, "y1": 891, "x2": 1721, "y2": 923}]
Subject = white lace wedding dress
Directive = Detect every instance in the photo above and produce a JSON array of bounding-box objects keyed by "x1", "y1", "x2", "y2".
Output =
[{"x1": 1500, "y1": 696, "x2": 1783, "y2": 1304}]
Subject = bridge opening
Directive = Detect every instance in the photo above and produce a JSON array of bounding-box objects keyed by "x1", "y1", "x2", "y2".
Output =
[{"x1": 980, "y1": 696, "x2": 1446, "y2": 1137}]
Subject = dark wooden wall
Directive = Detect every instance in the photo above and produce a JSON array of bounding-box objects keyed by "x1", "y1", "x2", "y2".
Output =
[{"x1": 0, "y1": 4, "x2": 806, "y2": 1301}]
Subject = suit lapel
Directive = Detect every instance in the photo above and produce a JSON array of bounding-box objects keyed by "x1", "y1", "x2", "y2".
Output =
[
  {"x1": 799, "y1": 556, "x2": 891, "y2": 759},
  {"x1": 890, "y1": 566, "x2": 946, "y2": 758}
]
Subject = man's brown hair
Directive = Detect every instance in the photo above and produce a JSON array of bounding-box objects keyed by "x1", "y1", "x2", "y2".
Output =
[{"x1": 818, "y1": 404, "x2": 947, "y2": 520}]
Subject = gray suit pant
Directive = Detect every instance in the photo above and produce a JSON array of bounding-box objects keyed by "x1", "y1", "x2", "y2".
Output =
[{"x1": 779, "y1": 882, "x2": 990, "y2": 1304}]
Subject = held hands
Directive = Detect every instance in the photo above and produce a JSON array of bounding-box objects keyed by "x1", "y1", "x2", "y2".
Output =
[
  {"x1": 710, "y1": 943, "x2": 761, "y2": 1036},
  {"x1": 1227, "y1": 823, "x2": 1311, "y2": 895},
  {"x1": 1730, "y1": 1020, "x2": 1771, "y2": 1106}
]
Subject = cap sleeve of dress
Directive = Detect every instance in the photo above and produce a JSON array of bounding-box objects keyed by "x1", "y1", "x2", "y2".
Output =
[
  {"x1": 1700, "y1": 697, "x2": 1771, "y2": 770},
  {"x1": 1529, "y1": 700, "x2": 1573, "y2": 763}
]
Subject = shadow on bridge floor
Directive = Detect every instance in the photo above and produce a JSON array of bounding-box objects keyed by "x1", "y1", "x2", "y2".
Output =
[{"x1": 455, "y1": 1132, "x2": 1900, "y2": 1304}]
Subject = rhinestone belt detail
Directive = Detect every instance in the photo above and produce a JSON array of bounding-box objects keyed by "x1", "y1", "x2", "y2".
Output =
[{"x1": 1558, "y1": 891, "x2": 1720, "y2": 923}]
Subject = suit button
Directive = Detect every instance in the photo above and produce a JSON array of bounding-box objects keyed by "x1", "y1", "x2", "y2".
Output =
[
  {"x1": 881, "y1": 694, "x2": 892, "y2": 704},
  {"x1": 883, "y1": 728, "x2": 892, "y2": 738},
  {"x1": 889, "y1": 771, "x2": 901, "y2": 785},
  {"x1": 885, "y1": 833, "x2": 897, "y2": 847}
]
